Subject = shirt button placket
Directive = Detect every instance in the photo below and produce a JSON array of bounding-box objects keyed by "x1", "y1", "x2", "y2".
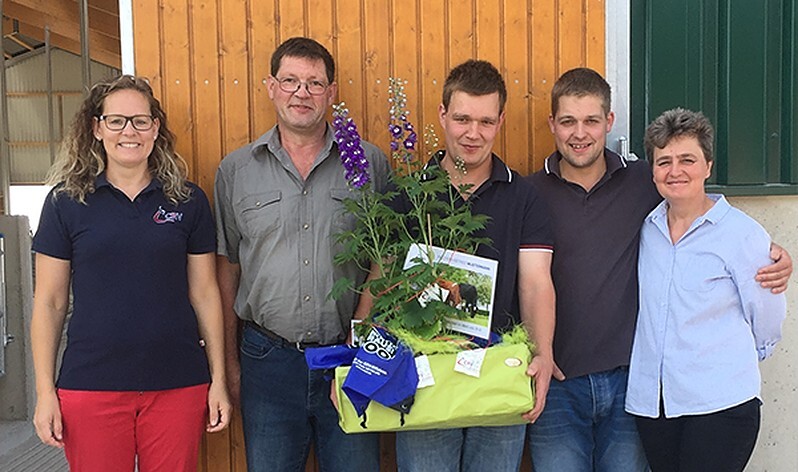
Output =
[{"x1": 299, "y1": 184, "x2": 314, "y2": 339}]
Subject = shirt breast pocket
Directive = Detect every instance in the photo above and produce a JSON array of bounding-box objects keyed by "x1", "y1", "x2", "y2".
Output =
[
  {"x1": 679, "y1": 252, "x2": 732, "y2": 292},
  {"x1": 238, "y1": 191, "x2": 281, "y2": 238}
]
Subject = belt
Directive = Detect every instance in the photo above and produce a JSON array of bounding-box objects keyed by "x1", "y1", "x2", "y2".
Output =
[{"x1": 245, "y1": 321, "x2": 328, "y2": 352}]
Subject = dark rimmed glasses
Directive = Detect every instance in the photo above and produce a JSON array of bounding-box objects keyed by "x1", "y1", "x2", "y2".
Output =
[
  {"x1": 274, "y1": 76, "x2": 329, "y2": 95},
  {"x1": 98, "y1": 114, "x2": 156, "y2": 131}
]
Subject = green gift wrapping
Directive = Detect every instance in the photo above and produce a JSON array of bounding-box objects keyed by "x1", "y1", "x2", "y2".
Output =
[{"x1": 335, "y1": 342, "x2": 535, "y2": 433}]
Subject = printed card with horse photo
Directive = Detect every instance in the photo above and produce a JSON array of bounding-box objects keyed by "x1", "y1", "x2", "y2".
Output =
[{"x1": 402, "y1": 244, "x2": 498, "y2": 339}]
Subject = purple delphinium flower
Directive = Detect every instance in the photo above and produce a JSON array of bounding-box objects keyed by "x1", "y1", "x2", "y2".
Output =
[
  {"x1": 390, "y1": 124, "x2": 403, "y2": 139},
  {"x1": 403, "y1": 131, "x2": 417, "y2": 151},
  {"x1": 388, "y1": 78, "x2": 419, "y2": 162},
  {"x1": 332, "y1": 103, "x2": 370, "y2": 189}
]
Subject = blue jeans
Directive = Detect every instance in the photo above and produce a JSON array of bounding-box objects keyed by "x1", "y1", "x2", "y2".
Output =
[
  {"x1": 239, "y1": 325, "x2": 379, "y2": 472},
  {"x1": 396, "y1": 425, "x2": 526, "y2": 472},
  {"x1": 527, "y1": 367, "x2": 648, "y2": 472}
]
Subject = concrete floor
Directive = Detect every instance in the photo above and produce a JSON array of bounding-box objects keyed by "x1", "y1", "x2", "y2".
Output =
[{"x1": 0, "y1": 422, "x2": 68, "y2": 472}]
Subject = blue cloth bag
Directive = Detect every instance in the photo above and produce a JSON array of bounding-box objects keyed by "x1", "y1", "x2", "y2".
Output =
[
  {"x1": 305, "y1": 327, "x2": 419, "y2": 418},
  {"x1": 305, "y1": 344, "x2": 358, "y2": 370},
  {"x1": 342, "y1": 327, "x2": 419, "y2": 416}
]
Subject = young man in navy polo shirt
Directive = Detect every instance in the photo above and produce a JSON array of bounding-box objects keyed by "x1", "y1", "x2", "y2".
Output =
[
  {"x1": 393, "y1": 60, "x2": 557, "y2": 472},
  {"x1": 526, "y1": 67, "x2": 793, "y2": 472}
]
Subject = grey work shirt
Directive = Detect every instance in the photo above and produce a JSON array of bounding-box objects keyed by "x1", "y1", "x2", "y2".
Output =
[{"x1": 214, "y1": 125, "x2": 390, "y2": 344}]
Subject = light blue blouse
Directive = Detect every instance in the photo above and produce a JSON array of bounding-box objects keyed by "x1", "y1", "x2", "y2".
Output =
[{"x1": 625, "y1": 194, "x2": 785, "y2": 419}]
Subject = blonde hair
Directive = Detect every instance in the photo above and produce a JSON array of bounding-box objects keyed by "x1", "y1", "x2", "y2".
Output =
[{"x1": 48, "y1": 75, "x2": 191, "y2": 204}]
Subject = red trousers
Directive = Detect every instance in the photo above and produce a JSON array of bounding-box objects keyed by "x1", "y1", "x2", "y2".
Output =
[{"x1": 58, "y1": 384, "x2": 208, "y2": 472}]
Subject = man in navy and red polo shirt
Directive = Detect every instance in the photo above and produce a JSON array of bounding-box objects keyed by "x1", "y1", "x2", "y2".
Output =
[{"x1": 393, "y1": 59, "x2": 557, "y2": 472}]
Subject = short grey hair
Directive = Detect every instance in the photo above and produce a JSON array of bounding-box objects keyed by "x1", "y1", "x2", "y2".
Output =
[{"x1": 644, "y1": 108, "x2": 714, "y2": 163}]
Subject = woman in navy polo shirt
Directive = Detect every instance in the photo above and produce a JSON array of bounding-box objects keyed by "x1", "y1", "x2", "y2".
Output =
[{"x1": 30, "y1": 75, "x2": 231, "y2": 471}]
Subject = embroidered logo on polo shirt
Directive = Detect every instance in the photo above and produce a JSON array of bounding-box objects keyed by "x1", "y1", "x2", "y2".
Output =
[{"x1": 152, "y1": 206, "x2": 183, "y2": 224}]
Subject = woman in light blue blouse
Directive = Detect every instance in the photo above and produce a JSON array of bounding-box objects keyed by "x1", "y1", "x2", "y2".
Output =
[{"x1": 625, "y1": 108, "x2": 786, "y2": 471}]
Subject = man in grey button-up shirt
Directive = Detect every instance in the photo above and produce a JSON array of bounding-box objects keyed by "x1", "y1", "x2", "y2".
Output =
[{"x1": 214, "y1": 37, "x2": 389, "y2": 471}]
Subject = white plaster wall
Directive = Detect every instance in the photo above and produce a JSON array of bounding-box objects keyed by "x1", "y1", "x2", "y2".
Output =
[{"x1": 730, "y1": 195, "x2": 798, "y2": 472}]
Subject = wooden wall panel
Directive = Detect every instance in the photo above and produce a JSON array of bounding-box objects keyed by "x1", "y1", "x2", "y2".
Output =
[
  {"x1": 335, "y1": 0, "x2": 365, "y2": 134},
  {"x1": 132, "y1": 0, "x2": 606, "y2": 196},
  {"x1": 363, "y1": 1, "x2": 391, "y2": 147},
  {"x1": 161, "y1": 0, "x2": 193, "y2": 167},
  {"x1": 131, "y1": 0, "x2": 162, "y2": 97},
  {"x1": 131, "y1": 1, "x2": 605, "y2": 470},
  {"x1": 391, "y1": 0, "x2": 420, "y2": 160},
  {"x1": 449, "y1": 2, "x2": 475, "y2": 68},
  {"x1": 504, "y1": 0, "x2": 531, "y2": 175},
  {"x1": 530, "y1": 0, "x2": 557, "y2": 171},
  {"x1": 218, "y1": 0, "x2": 250, "y2": 155},
  {"x1": 278, "y1": 0, "x2": 306, "y2": 39},
  {"x1": 419, "y1": 0, "x2": 447, "y2": 158},
  {"x1": 249, "y1": 1, "x2": 277, "y2": 137},
  {"x1": 190, "y1": 0, "x2": 223, "y2": 195}
]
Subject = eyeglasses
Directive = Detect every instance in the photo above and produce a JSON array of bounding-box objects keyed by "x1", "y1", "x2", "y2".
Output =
[
  {"x1": 98, "y1": 114, "x2": 156, "y2": 131},
  {"x1": 274, "y1": 77, "x2": 329, "y2": 96}
]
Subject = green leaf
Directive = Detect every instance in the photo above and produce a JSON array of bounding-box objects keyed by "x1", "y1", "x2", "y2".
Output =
[{"x1": 328, "y1": 277, "x2": 354, "y2": 301}]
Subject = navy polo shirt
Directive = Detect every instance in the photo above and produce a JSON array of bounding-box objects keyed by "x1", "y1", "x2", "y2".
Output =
[
  {"x1": 528, "y1": 149, "x2": 662, "y2": 378},
  {"x1": 392, "y1": 151, "x2": 554, "y2": 332},
  {"x1": 33, "y1": 175, "x2": 215, "y2": 391}
]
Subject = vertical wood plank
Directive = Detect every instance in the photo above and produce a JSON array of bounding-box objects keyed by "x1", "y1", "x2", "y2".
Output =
[
  {"x1": 307, "y1": 0, "x2": 335, "y2": 47},
  {"x1": 531, "y1": 0, "x2": 557, "y2": 168},
  {"x1": 278, "y1": 0, "x2": 307, "y2": 38},
  {"x1": 448, "y1": 0, "x2": 474, "y2": 69},
  {"x1": 306, "y1": 0, "x2": 335, "y2": 133},
  {"x1": 189, "y1": 0, "x2": 224, "y2": 196},
  {"x1": 503, "y1": 0, "x2": 531, "y2": 174},
  {"x1": 391, "y1": 0, "x2": 421, "y2": 165},
  {"x1": 557, "y1": 0, "x2": 585, "y2": 73},
  {"x1": 249, "y1": 0, "x2": 278, "y2": 137},
  {"x1": 335, "y1": 0, "x2": 365, "y2": 133},
  {"x1": 219, "y1": 0, "x2": 250, "y2": 153},
  {"x1": 202, "y1": 429, "x2": 231, "y2": 472},
  {"x1": 585, "y1": 0, "x2": 606, "y2": 73},
  {"x1": 419, "y1": 0, "x2": 447, "y2": 152},
  {"x1": 188, "y1": 9, "x2": 225, "y2": 472},
  {"x1": 475, "y1": 1, "x2": 501, "y2": 66},
  {"x1": 132, "y1": 0, "x2": 162, "y2": 96},
  {"x1": 230, "y1": 415, "x2": 247, "y2": 472},
  {"x1": 380, "y1": 432, "x2": 398, "y2": 471},
  {"x1": 161, "y1": 0, "x2": 194, "y2": 173},
  {"x1": 475, "y1": 1, "x2": 504, "y2": 160},
  {"x1": 198, "y1": 434, "x2": 207, "y2": 472},
  {"x1": 363, "y1": 0, "x2": 392, "y2": 148}
]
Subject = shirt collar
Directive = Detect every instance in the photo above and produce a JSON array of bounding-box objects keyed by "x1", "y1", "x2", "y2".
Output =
[
  {"x1": 94, "y1": 172, "x2": 162, "y2": 192},
  {"x1": 702, "y1": 194, "x2": 731, "y2": 223},
  {"x1": 252, "y1": 123, "x2": 336, "y2": 158},
  {"x1": 543, "y1": 147, "x2": 627, "y2": 180},
  {"x1": 647, "y1": 193, "x2": 731, "y2": 225},
  {"x1": 425, "y1": 150, "x2": 512, "y2": 185}
]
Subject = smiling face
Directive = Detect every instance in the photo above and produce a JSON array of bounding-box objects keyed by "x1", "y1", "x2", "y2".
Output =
[
  {"x1": 652, "y1": 135, "x2": 713, "y2": 203},
  {"x1": 268, "y1": 55, "x2": 336, "y2": 134},
  {"x1": 93, "y1": 89, "x2": 159, "y2": 173},
  {"x1": 439, "y1": 90, "x2": 504, "y2": 174},
  {"x1": 549, "y1": 94, "x2": 615, "y2": 172}
]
